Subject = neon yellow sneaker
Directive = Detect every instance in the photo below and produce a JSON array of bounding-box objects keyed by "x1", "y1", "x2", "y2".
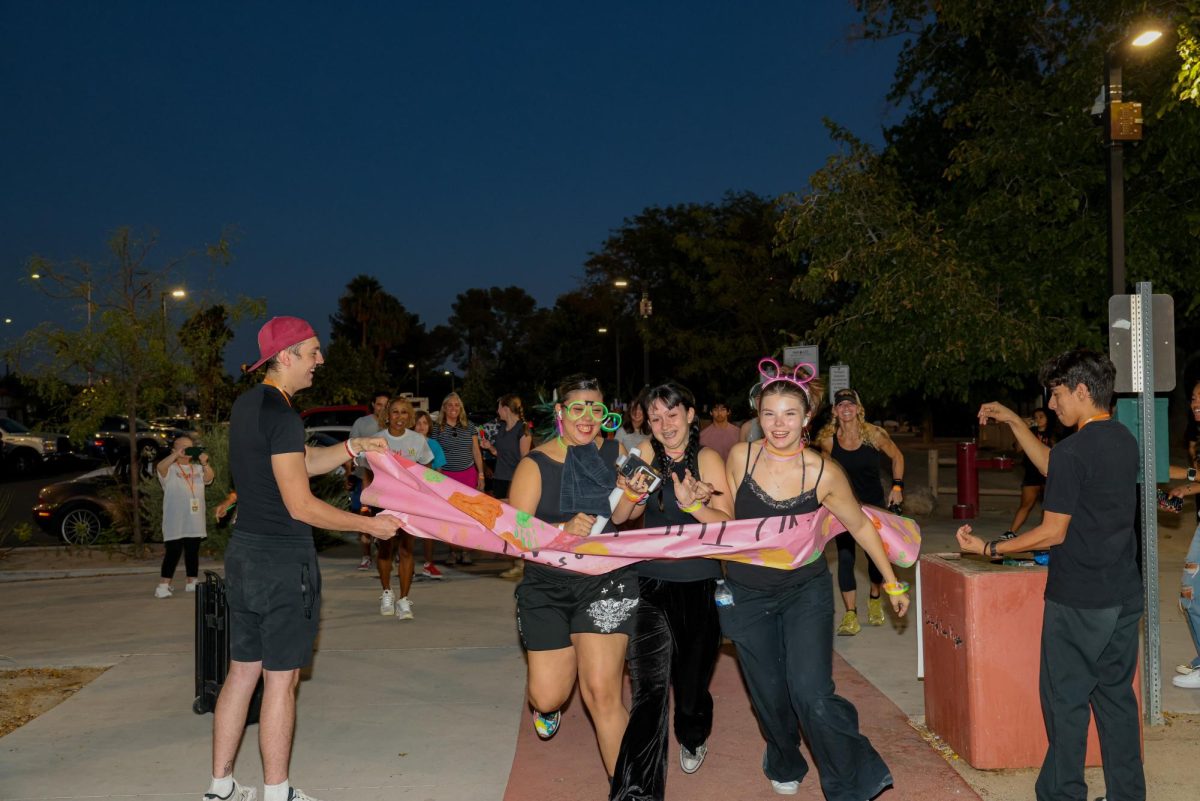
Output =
[
  {"x1": 837, "y1": 610, "x2": 860, "y2": 636},
  {"x1": 867, "y1": 596, "x2": 885, "y2": 626},
  {"x1": 533, "y1": 709, "x2": 561, "y2": 739}
]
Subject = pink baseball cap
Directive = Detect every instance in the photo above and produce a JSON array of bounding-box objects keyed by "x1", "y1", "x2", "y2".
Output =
[{"x1": 247, "y1": 316, "x2": 317, "y2": 372}]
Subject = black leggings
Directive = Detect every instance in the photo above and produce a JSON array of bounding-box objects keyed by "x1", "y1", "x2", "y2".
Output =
[
  {"x1": 161, "y1": 537, "x2": 201, "y2": 579},
  {"x1": 834, "y1": 532, "x2": 882, "y2": 593}
]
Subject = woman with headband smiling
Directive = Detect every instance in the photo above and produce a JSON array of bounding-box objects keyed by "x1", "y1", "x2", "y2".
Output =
[
  {"x1": 507, "y1": 373, "x2": 645, "y2": 782},
  {"x1": 719, "y1": 358, "x2": 909, "y2": 799}
]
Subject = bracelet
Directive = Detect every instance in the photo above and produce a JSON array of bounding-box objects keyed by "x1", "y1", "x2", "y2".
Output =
[
  {"x1": 883, "y1": 581, "x2": 910, "y2": 596},
  {"x1": 891, "y1": 484, "x2": 903, "y2": 492},
  {"x1": 344, "y1": 440, "x2": 357, "y2": 460},
  {"x1": 891, "y1": 478, "x2": 905, "y2": 488},
  {"x1": 677, "y1": 500, "x2": 703, "y2": 514},
  {"x1": 623, "y1": 489, "x2": 647, "y2": 504},
  {"x1": 986, "y1": 540, "x2": 999, "y2": 558},
  {"x1": 1189, "y1": 467, "x2": 1197, "y2": 482}
]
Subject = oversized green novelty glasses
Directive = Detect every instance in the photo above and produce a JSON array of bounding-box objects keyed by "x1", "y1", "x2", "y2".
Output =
[{"x1": 563, "y1": 400, "x2": 623, "y2": 432}]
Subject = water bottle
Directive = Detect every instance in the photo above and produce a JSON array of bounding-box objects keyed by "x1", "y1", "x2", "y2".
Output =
[{"x1": 714, "y1": 579, "x2": 734, "y2": 608}]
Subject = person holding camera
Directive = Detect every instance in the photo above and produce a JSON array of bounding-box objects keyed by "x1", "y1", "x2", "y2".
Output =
[
  {"x1": 610, "y1": 381, "x2": 733, "y2": 801},
  {"x1": 815, "y1": 387, "x2": 905, "y2": 634},
  {"x1": 154, "y1": 435, "x2": 215, "y2": 598}
]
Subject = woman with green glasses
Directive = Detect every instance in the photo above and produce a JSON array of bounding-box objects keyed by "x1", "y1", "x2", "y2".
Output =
[{"x1": 508, "y1": 373, "x2": 645, "y2": 781}]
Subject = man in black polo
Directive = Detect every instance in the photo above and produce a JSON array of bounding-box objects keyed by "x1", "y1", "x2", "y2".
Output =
[
  {"x1": 206, "y1": 317, "x2": 399, "y2": 801},
  {"x1": 959, "y1": 348, "x2": 1144, "y2": 801}
]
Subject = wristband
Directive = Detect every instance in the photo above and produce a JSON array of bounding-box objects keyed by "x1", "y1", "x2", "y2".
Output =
[
  {"x1": 883, "y1": 581, "x2": 910, "y2": 596},
  {"x1": 345, "y1": 440, "x2": 358, "y2": 460},
  {"x1": 623, "y1": 489, "x2": 647, "y2": 504},
  {"x1": 987, "y1": 540, "x2": 999, "y2": 558},
  {"x1": 1189, "y1": 467, "x2": 1197, "y2": 482},
  {"x1": 891, "y1": 478, "x2": 905, "y2": 488},
  {"x1": 677, "y1": 500, "x2": 703, "y2": 514}
]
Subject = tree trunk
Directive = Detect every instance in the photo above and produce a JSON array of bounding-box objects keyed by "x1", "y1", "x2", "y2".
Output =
[{"x1": 127, "y1": 395, "x2": 144, "y2": 551}]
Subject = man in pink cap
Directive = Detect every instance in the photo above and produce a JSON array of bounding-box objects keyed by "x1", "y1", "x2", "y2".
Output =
[{"x1": 206, "y1": 316, "x2": 399, "y2": 801}]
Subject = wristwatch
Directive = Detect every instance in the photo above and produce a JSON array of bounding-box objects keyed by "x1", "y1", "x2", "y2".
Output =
[
  {"x1": 1188, "y1": 467, "x2": 1197, "y2": 482},
  {"x1": 987, "y1": 540, "x2": 999, "y2": 558}
]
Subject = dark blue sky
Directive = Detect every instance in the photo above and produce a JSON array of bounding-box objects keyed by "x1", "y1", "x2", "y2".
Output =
[{"x1": 1, "y1": 1, "x2": 903, "y2": 367}]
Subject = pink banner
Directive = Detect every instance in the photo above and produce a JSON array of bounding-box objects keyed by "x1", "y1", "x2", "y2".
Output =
[{"x1": 361, "y1": 451, "x2": 922, "y2": 576}]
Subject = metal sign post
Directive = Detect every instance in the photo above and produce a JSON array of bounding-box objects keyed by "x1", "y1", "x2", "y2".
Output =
[{"x1": 1132, "y1": 281, "x2": 1163, "y2": 726}]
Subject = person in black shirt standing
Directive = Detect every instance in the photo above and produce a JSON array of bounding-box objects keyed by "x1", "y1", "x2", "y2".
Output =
[
  {"x1": 959, "y1": 348, "x2": 1144, "y2": 801},
  {"x1": 207, "y1": 317, "x2": 399, "y2": 801}
]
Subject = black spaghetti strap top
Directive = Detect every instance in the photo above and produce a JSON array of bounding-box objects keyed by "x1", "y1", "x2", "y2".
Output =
[
  {"x1": 831, "y1": 435, "x2": 885, "y2": 507},
  {"x1": 726, "y1": 443, "x2": 827, "y2": 590},
  {"x1": 637, "y1": 456, "x2": 723, "y2": 582},
  {"x1": 525, "y1": 438, "x2": 624, "y2": 581}
]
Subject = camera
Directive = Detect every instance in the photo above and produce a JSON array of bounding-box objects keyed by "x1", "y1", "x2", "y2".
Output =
[
  {"x1": 1157, "y1": 488, "x2": 1183, "y2": 514},
  {"x1": 616, "y1": 451, "x2": 663, "y2": 494}
]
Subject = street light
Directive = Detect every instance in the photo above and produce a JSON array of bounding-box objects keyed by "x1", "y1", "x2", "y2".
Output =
[
  {"x1": 444, "y1": 369, "x2": 455, "y2": 393},
  {"x1": 408, "y1": 362, "x2": 420, "y2": 396},
  {"x1": 598, "y1": 327, "x2": 621, "y2": 399},
  {"x1": 1103, "y1": 24, "x2": 1165, "y2": 296}
]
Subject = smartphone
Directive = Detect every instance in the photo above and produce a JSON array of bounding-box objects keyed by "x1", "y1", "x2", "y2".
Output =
[
  {"x1": 184, "y1": 446, "x2": 205, "y2": 458},
  {"x1": 615, "y1": 452, "x2": 662, "y2": 494}
]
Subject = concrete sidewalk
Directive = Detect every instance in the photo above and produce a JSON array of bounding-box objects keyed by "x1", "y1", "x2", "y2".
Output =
[{"x1": 0, "y1": 441, "x2": 1196, "y2": 800}]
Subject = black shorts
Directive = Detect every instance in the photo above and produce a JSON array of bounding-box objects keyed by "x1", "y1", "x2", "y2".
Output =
[
  {"x1": 515, "y1": 564, "x2": 639, "y2": 651},
  {"x1": 225, "y1": 538, "x2": 321, "y2": 671}
]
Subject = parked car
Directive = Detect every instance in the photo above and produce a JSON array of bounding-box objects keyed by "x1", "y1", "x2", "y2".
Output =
[
  {"x1": 299, "y1": 405, "x2": 368, "y2": 428},
  {"x1": 150, "y1": 416, "x2": 203, "y2": 437},
  {"x1": 305, "y1": 425, "x2": 352, "y2": 442},
  {"x1": 31, "y1": 464, "x2": 125, "y2": 545},
  {"x1": 0, "y1": 417, "x2": 72, "y2": 475},
  {"x1": 86, "y1": 416, "x2": 183, "y2": 466},
  {"x1": 34, "y1": 431, "x2": 349, "y2": 545}
]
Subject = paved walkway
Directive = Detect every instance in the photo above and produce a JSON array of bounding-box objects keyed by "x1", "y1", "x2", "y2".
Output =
[{"x1": 1, "y1": 439, "x2": 1196, "y2": 800}]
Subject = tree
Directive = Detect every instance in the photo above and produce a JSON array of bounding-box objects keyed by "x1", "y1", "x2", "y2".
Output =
[
  {"x1": 444, "y1": 286, "x2": 540, "y2": 405},
  {"x1": 22, "y1": 227, "x2": 230, "y2": 549},
  {"x1": 329, "y1": 275, "x2": 418, "y2": 371},
  {"x1": 178, "y1": 300, "x2": 265, "y2": 422}
]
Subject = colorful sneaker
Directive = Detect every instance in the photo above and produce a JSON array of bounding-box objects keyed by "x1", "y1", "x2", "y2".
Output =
[
  {"x1": 357, "y1": 556, "x2": 371, "y2": 571},
  {"x1": 770, "y1": 779, "x2": 799, "y2": 795},
  {"x1": 203, "y1": 778, "x2": 256, "y2": 801},
  {"x1": 379, "y1": 589, "x2": 395, "y2": 616},
  {"x1": 533, "y1": 709, "x2": 561, "y2": 739},
  {"x1": 154, "y1": 584, "x2": 173, "y2": 599},
  {"x1": 836, "y1": 610, "x2": 860, "y2": 636},
  {"x1": 867, "y1": 596, "x2": 885, "y2": 626},
  {"x1": 420, "y1": 561, "x2": 443, "y2": 580},
  {"x1": 680, "y1": 741, "x2": 708, "y2": 774},
  {"x1": 396, "y1": 597, "x2": 414, "y2": 620}
]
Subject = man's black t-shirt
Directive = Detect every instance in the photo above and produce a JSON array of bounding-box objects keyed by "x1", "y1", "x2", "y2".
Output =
[
  {"x1": 1042, "y1": 418, "x2": 1141, "y2": 609},
  {"x1": 229, "y1": 384, "x2": 312, "y2": 548}
]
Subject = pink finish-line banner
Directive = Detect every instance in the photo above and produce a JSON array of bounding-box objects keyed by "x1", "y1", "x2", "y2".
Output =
[{"x1": 361, "y1": 451, "x2": 922, "y2": 576}]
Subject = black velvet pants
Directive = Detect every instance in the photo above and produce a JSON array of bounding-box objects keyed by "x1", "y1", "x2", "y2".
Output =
[{"x1": 609, "y1": 577, "x2": 722, "y2": 801}]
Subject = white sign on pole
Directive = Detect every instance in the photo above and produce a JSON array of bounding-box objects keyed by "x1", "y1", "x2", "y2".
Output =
[
  {"x1": 829, "y1": 364, "x2": 850, "y2": 404},
  {"x1": 783, "y1": 345, "x2": 819, "y2": 377}
]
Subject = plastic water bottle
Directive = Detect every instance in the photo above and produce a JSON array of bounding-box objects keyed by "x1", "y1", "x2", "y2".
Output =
[{"x1": 714, "y1": 580, "x2": 734, "y2": 608}]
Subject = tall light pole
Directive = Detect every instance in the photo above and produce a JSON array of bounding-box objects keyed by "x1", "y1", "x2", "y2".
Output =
[
  {"x1": 161, "y1": 287, "x2": 187, "y2": 336},
  {"x1": 598, "y1": 327, "x2": 621, "y2": 400},
  {"x1": 444, "y1": 369, "x2": 455, "y2": 394},
  {"x1": 1104, "y1": 26, "x2": 1163, "y2": 296},
  {"x1": 408, "y1": 362, "x2": 420, "y2": 396},
  {"x1": 638, "y1": 291, "x2": 652, "y2": 388},
  {"x1": 2, "y1": 317, "x2": 11, "y2": 377}
]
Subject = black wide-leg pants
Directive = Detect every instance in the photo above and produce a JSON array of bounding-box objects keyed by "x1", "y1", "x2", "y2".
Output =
[
  {"x1": 610, "y1": 577, "x2": 721, "y2": 801},
  {"x1": 716, "y1": 567, "x2": 892, "y2": 801}
]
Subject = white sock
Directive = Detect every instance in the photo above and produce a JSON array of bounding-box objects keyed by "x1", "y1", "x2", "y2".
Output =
[
  {"x1": 208, "y1": 775, "x2": 234, "y2": 797},
  {"x1": 263, "y1": 780, "x2": 290, "y2": 801}
]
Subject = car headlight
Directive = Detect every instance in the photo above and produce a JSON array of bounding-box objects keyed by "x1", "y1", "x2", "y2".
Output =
[{"x1": 43, "y1": 441, "x2": 56, "y2": 452}]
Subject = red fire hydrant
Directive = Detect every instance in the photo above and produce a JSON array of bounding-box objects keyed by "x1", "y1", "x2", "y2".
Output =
[{"x1": 953, "y1": 441, "x2": 1014, "y2": 519}]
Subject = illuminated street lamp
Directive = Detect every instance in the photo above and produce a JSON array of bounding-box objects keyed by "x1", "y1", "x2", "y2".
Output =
[
  {"x1": 1103, "y1": 24, "x2": 1164, "y2": 295},
  {"x1": 408, "y1": 362, "x2": 420, "y2": 395},
  {"x1": 161, "y1": 287, "x2": 187, "y2": 333}
]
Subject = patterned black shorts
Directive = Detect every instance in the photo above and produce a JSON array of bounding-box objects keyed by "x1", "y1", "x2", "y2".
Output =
[{"x1": 514, "y1": 565, "x2": 639, "y2": 651}]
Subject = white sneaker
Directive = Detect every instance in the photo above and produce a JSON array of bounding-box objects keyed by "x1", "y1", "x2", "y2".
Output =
[
  {"x1": 202, "y1": 778, "x2": 256, "y2": 801},
  {"x1": 154, "y1": 584, "x2": 173, "y2": 599},
  {"x1": 185, "y1": 581, "x2": 198, "y2": 593},
  {"x1": 396, "y1": 596, "x2": 413, "y2": 620},
  {"x1": 379, "y1": 589, "x2": 395, "y2": 616},
  {"x1": 1172, "y1": 670, "x2": 1200, "y2": 689},
  {"x1": 770, "y1": 779, "x2": 799, "y2": 795},
  {"x1": 680, "y1": 741, "x2": 708, "y2": 773},
  {"x1": 285, "y1": 789, "x2": 323, "y2": 801}
]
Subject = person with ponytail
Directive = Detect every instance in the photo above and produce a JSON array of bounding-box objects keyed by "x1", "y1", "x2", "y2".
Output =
[
  {"x1": 609, "y1": 381, "x2": 733, "y2": 801},
  {"x1": 720, "y1": 359, "x2": 908, "y2": 799},
  {"x1": 508, "y1": 374, "x2": 644, "y2": 781}
]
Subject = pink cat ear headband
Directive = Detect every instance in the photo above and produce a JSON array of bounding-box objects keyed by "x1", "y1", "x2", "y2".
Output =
[{"x1": 757, "y1": 357, "x2": 816, "y2": 398}]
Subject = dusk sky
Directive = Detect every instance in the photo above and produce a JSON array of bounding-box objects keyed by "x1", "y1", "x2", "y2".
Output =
[{"x1": 2, "y1": 1, "x2": 903, "y2": 368}]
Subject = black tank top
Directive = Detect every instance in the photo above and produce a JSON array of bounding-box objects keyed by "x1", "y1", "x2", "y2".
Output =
[
  {"x1": 637, "y1": 455, "x2": 723, "y2": 582},
  {"x1": 525, "y1": 438, "x2": 624, "y2": 581},
  {"x1": 726, "y1": 444, "x2": 826, "y2": 590},
  {"x1": 831, "y1": 434, "x2": 885, "y2": 507}
]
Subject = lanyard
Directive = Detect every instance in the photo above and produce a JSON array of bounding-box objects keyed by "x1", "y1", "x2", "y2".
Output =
[
  {"x1": 262, "y1": 378, "x2": 292, "y2": 407},
  {"x1": 1078, "y1": 413, "x2": 1111, "y2": 430},
  {"x1": 175, "y1": 463, "x2": 197, "y2": 499}
]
